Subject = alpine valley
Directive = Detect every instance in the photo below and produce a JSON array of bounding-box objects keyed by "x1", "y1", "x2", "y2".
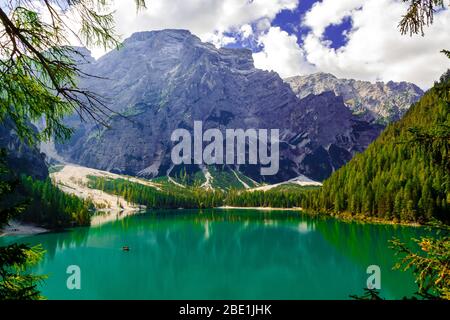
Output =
[
  {"x1": 1, "y1": 24, "x2": 448, "y2": 301},
  {"x1": 48, "y1": 29, "x2": 423, "y2": 185},
  {"x1": 6, "y1": 0, "x2": 450, "y2": 302}
]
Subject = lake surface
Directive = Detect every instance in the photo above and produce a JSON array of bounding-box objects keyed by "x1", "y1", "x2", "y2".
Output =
[{"x1": 0, "y1": 209, "x2": 427, "y2": 299}]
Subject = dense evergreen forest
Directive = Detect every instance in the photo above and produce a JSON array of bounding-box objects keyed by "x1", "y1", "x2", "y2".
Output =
[
  {"x1": 0, "y1": 149, "x2": 94, "y2": 229},
  {"x1": 224, "y1": 189, "x2": 306, "y2": 208},
  {"x1": 88, "y1": 176, "x2": 224, "y2": 209},
  {"x1": 301, "y1": 74, "x2": 450, "y2": 224},
  {"x1": 14, "y1": 75, "x2": 447, "y2": 228},
  {"x1": 88, "y1": 175, "x2": 321, "y2": 209},
  {"x1": 19, "y1": 175, "x2": 94, "y2": 228},
  {"x1": 82, "y1": 74, "x2": 447, "y2": 226}
]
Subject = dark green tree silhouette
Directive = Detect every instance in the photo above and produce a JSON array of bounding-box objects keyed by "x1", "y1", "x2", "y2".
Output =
[
  {"x1": 0, "y1": 1, "x2": 146, "y2": 142},
  {"x1": 0, "y1": 0, "x2": 146, "y2": 300},
  {"x1": 0, "y1": 150, "x2": 45, "y2": 300}
]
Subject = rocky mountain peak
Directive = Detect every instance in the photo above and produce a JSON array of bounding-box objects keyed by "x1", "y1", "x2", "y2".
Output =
[
  {"x1": 125, "y1": 29, "x2": 194, "y2": 42},
  {"x1": 285, "y1": 72, "x2": 423, "y2": 123},
  {"x1": 55, "y1": 31, "x2": 386, "y2": 182}
]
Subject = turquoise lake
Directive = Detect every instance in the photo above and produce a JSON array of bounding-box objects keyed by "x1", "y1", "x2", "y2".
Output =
[{"x1": 0, "y1": 209, "x2": 427, "y2": 299}]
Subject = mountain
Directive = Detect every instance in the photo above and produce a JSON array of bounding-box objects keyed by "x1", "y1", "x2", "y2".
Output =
[
  {"x1": 285, "y1": 72, "x2": 423, "y2": 123},
  {"x1": 152, "y1": 164, "x2": 261, "y2": 190},
  {"x1": 250, "y1": 175, "x2": 322, "y2": 192},
  {"x1": 55, "y1": 29, "x2": 383, "y2": 183},
  {"x1": 0, "y1": 118, "x2": 48, "y2": 179},
  {"x1": 302, "y1": 74, "x2": 449, "y2": 223}
]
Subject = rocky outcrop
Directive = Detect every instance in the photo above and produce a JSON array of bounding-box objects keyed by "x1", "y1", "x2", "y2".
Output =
[
  {"x1": 285, "y1": 72, "x2": 423, "y2": 123},
  {"x1": 55, "y1": 30, "x2": 385, "y2": 182}
]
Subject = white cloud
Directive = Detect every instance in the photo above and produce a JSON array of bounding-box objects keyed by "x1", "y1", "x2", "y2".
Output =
[
  {"x1": 253, "y1": 27, "x2": 315, "y2": 77},
  {"x1": 102, "y1": 0, "x2": 298, "y2": 53},
  {"x1": 240, "y1": 24, "x2": 253, "y2": 39},
  {"x1": 206, "y1": 32, "x2": 237, "y2": 48},
  {"x1": 255, "y1": 18, "x2": 272, "y2": 32},
  {"x1": 26, "y1": 0, "x2": 449, "y2": 88},
  {"x1": 302, "y1": 0, "x2": 450, "y2": 89},
  {"x1": 303, "y1": 0, "x2": 364, "y2": 37}
]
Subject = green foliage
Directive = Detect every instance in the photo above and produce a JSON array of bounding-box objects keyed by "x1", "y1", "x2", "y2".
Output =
[
  {"x1": 352, "y1": 222, "x2": 450, "y2": 301},
  {"x1": 0, "y1": 1, "x2": 146, "y2": 142},
  {"x1": 205, "y1": 167, "x2": 254, "y2": 190},
  {"x1": 88, "y1": 176, "x2": 225, "y2": 209},
  {"x1": 88, "y1": 175, "x2": 318, "y2": 209},
  {"x1": 170, "y1": 167, "x2": 206, "y2": 188},
  {"x1": 224, "y1": 189, "x2": 307, "y2": 208},
  {"x1": 0, "y1": 244, "x2": 46, "y2": 300},
  {"x1": 390, "y1": 222, "x2": 450, "y2": 300},
  {"x1": 0, "y1": 150, "x2": 44, "y2": 300},
  {"x1": 267, "y1": 184, "x2": 320, "y2": 193},
  {"x1": 442, "y1": 50, "x2": 450, "y2": 59},
  {"x1": 0, "y1": 0, "x2": 146, "y2": 300},
  {"x1": 0, "y1": 150, "x2": 27, "y2": 226},
  {"x1": 19, "y1": 175, "x2": 94, "y2": 228},
  {"x1": 168, "y1": 166, "x2": 259, "y2": 190},
  {"x1": 232, "y1": 170, "x2": 259, "y2": 189},
  {"x1": 302, "y1": 78, "x2": 450, "y2": 224}
]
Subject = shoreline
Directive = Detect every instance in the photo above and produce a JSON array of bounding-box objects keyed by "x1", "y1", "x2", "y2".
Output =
[
  {"x1": 325, "y1": 211, "x2": 423, "y2": 227},
  {"x1": 48, "y1": 165, "x2": 424, "y2": 229},
  {"x1": 0, "y1": 207, "x2": 424, "y2": 238},
  {"x1": 216, "y1": 206, "x2": 303, "y2": 211},
  {"x1": 215, "y1": 206, "x2": 423, "y2": 227},
  {"x1": 51, "y1": 164, "x2": 143, "y2": 214},
  {"x1": 90, "y1": 207, "x2": 145, "y2": 226},
  {"x1": 0, "y1": 220, "x2": 49, "y2": 237}
]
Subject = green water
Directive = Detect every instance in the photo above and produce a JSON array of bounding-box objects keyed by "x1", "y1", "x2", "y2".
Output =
[{"x1": 0, "y1": 209, "x2": 427, "y2": 299}]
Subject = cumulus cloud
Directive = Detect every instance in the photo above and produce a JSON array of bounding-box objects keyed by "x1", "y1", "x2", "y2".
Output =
[
  {"x1": 302, "y1": 0, "x2": 450, "y2": 89},
  {"x1": 36, "y1": 0, "x2": 448, "y2": 88},
  {"x1": 303, "y1": 0, "x2": 364, "y2": 37},
  {"x1": 104, "y1": 0, "x2": 298, "y2": 52},
  {"x1": 240, "y1": 24, "x2": 253, "y2": 39},
  {"x1": 253, "y1": 27, "x2": 315, "y2": 77},
  {"x1": 84, "y1": 0, "x2": 318, "y2": 76}
]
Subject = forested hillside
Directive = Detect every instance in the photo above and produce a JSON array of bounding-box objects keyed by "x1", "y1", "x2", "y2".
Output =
[
  {"x1": 0, "y1": 157, "x2": 94, "y2": 231},
  {"x1": 19, "y1": 176, "x2": 94, "y2": 227},
  {"x1": 301, "y1": 74, "x2": 449, "y2": 223},
  {"x1": 64, "y1": 72, "x2": 449, "y2": 224},
  {"x1": 87, "y1": 176, "x2": 224, "y2": 209}
]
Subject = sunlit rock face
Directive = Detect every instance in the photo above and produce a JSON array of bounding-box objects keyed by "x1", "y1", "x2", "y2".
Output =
[
  {"x1": 56, "y1": 30, "x2": 385, "y2": 182},
  {"x1": 285, "y1": 72, "x2": 423, "y2": 123}
]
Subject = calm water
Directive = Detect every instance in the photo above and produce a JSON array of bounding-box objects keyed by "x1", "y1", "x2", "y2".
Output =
[{"x1": 0, "y1": 209, "x2": 428, "y2": 299}]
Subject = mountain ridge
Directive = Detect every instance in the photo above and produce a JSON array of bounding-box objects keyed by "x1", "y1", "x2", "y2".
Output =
[
  {"x1": 285, "y1": 72, "x2": 423, "y2": 123},
  {"x1": 301, "y1": 74, "x2": 449, "y2": 223},
  {"x1": 53, "y1": 29, "x2": 387, "y2": 182}
]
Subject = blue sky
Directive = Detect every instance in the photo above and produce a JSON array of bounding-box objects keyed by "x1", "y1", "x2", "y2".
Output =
[
  {"x1": 6, "y1": 0, "x2": 449, "y2": 88},
  {"x1": 276, "y1": 0, "x2": 355, "y2": 50},
  {"x1": 225, "y1": 0, "x2": 352, "y2": 52},
  {"x1": 105, "y1": 0, "x2": 449, "y2": 88}
]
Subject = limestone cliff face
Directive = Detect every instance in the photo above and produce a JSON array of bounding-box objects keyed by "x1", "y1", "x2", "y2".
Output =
[
  {"x1": 285, "y1": 72, "x2": 423, "y2": 123},
  {"x1": 56, "y1": 30, "x2": 384, "y2": 182}
]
